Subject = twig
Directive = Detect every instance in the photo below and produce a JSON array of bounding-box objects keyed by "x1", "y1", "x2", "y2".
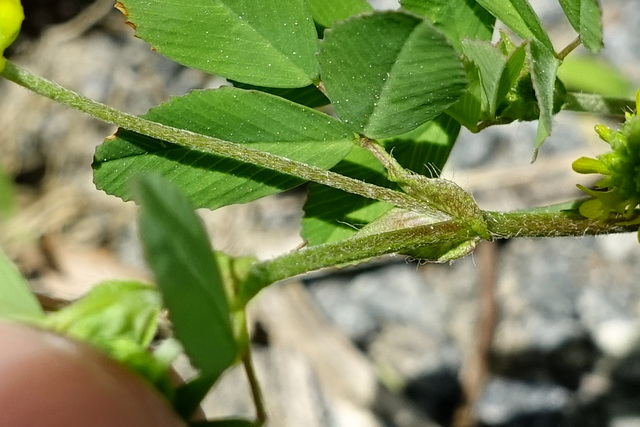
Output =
[
  {"x1": 452, "y1": 241, "x2": 499, "y2": 427},
  {"x1": 42, "y1": 0, "x2": 116, "y2": 45}
]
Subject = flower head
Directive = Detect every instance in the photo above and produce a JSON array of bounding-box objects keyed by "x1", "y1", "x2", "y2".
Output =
[
  {"x1": 573, "y1": 90, "x2": 640, "y2": 238},
  {"x1": 0, "y1": 0, "x2": 24, "y2": 71}
]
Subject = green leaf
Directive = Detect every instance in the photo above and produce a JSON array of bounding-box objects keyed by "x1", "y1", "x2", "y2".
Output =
[
  {"x1": 305, "y1": 0, "x2": 372, "y2": 28},
  {"x1": 461, "y1": 40, "x2": 506, "y2": 117},
  {"x1": 94, "y1": 87, "x2": 356, "y2": 210},
  {"x1": 496, "y1": 43, "x2": 527, "y2": 108},
  {"x1": 495, "y1": 73, "x2": 539, "y2": 123},
  {"x1": 176, "y1": 374, "x2": 221, "y2": 420},
  {"x1": 318, "y1": 11, "x2": 467, "y2": 138},
  {"x1": 302, "y1": 115, "x2": 460, "y2": 245},
  {"x1": 45, "y1": 280, "x2": 175, "y2": 399},
  {"x1": 563, "y1": 93, "x2": 635, "y2": 116},
  {"x1": 383, "y1": 114, "x2": 461, "y2": 176},
  {"x1": 446, "y1": 60, "x2": 483, "y2": 130},
  {"x1": 116, "y1": 0, "x2": 319, "y2": 87},
  {"x1": 475, "y1": 0, "x2": 554, "y2": 52},
  {"x1": 46, "y1": 281, "x2": 160, "y2": 348},
  {"x1": 135, "y1": 174, "x2": 237, "y2": 379},
  {"x1": 400, "y1": 0, "x2": 495, "y2": 52},
  {"x1": 0, "y1": 248, "x2": 44, "y2": 321},
  {"x1": 302, "y1": 147, "x2": 393, "y2": 245},
  {"x1": 230, "y1": 81, "x2": 330, "y2": 108},
  {"x1": 529, "y1": 40, "x2": 561, "y2": 157},
  {"x1": 558, "y1": 0, "x2": 603, "y2": 53},
  {"x1": 456, "y1": 40, "x2": 526, "y2": 124}
]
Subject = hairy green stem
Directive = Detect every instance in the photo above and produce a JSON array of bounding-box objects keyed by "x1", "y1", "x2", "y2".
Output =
[
  {"x1": 563, "y1": 92, "x2": 635, "y2": 116},
  {"x1": 237, "y1": 209, "x2": 639, "y2": 305},
  {"x1": 483, "y1": 210, "x2": 636, "y2": 237},
  {"x1": 0, "y1": 61, "x2": 429, "y2": 213},
  {"x1": 237, "y1": 219, "x2": 468, "y2": 306}
]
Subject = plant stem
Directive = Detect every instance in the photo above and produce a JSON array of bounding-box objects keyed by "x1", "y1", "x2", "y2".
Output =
[
  {"x1": 360, "y1": 137, "x2": 400, "y2": 171},
  {"x1": 475, "y1": 117, "x2": 513, "y2": 132},
  {"x1": 237, "y1": 219, "x2": 468, "y2": 305},
  {"x1": 242, "y1": 345, "x2": 267, "y2": 425},
  {"x1": 483, "y1": 209, "x2": 635, "y2": 238},
  {"x1": 237, "y1": 209, "x2": 639, "y2": 305},
  {"x1": 0, "y1": 61, "x2": 430, "y2": 214},
  {"x1": 475, "y1": 93, "x2": 634, "y2": 131},
  {"x1": 557, "y1": 36, "x2": 582, "y2": 61}
]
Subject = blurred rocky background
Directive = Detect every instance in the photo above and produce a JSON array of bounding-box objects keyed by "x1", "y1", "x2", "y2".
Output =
[{"x1": 1, "y1": 0, "x2": 640, "y2": 426}]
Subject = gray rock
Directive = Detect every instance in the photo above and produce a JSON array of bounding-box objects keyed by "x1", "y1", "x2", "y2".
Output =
[
  {"x1": 368, "y1": 324, "x2": 462, "y2": 424},
  {"x1": 369, "y1": 324, "x2": 461, "y2": 384},
  {"x1": 305, "y1": 273, "x2": 379, "y2": 343},
  {"x1": 579, "y1": 289, "x2": 640, "y2": 358},
  {"x1": 475, "y1": 378, "x2": 572, "y2": 426},
  {"x1": 611, "y1": 417, "x2": 640, "y2": 427},
  {"x1": 493, "y1": 238, "x2": 589, "y2": 355},
  {"x1": 306, "y1": 263, "x2": 449, "y2": 346}
]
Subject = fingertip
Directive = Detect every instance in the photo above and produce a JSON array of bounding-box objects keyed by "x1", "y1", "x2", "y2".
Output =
[{"x1": 0, "y1": 322, "x2": 185, "y2": 427}]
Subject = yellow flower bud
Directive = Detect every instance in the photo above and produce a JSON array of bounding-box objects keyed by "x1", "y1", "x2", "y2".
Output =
[
  {"x1": 0, "y1": 0, "x2": 24, "y2": 71},
  {"x1": 594, "y1": 124, "x2": 613, "y2": 144}
]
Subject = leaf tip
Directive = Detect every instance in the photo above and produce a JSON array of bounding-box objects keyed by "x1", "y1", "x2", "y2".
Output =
[{"x1": 530, "y1": 147, "x2": 540, "y2": 163}]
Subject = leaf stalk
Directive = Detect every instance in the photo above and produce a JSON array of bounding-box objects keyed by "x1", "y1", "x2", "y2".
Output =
[
  {"x1": 242, "y1": 339, "x2": 267, "y2": 425},
  {"x1": 0, "y1": 61, "x2": 432, "y2": 214},
  {"x1": 557, "y1": 36, "x2": 582, "y2": 61}
]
